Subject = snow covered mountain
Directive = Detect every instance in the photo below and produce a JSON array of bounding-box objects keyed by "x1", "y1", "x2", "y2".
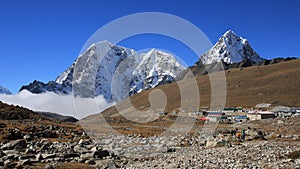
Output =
[
  {"x1": 0, "y1": 85, "x2": 12, "y2": 95},
  {"x1": 201, "y1": 30, "x2": 263, "y2": 65},
  {"x1": 129, "y1": 49, "x2": 184, "y2": 96},
  {"x1": 20, "y1": 41, "x2": 185, "y2": 102}
]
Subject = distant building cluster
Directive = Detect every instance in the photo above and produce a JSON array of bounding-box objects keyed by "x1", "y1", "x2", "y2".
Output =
[{"x1": 194, "y1": 103, "x2": 300, "y2": 123}]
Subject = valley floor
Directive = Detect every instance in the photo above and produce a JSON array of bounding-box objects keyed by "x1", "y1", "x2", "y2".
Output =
[{"x1": 0, "y1": 107, "x2": 300, "y2": 168}]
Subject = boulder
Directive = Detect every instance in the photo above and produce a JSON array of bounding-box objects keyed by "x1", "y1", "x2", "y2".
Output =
[
  {"x1": 1, "y1": 139, "x2": 26, "y2": 150},
  {"x1": 23, "y1": 134, "x2": 31, "y2": 140},
  {"x1": 0, "y1": 123, "x2": 6, "y2": 128},
  {"x1": 80, "y1": 152, "x2": 94, "y2": 160},
  {"x1": 44, "y1": 164, "x2": 54, "y2": 169},
  {"x1": 42, "y1": 153, "x2": 57, "y2": 159},
  {"x1": 86, "y1": 159, "x2": 96, "y2": 165},
  {"x1": 36, "y1": 153, "x2": 44, "y2": 161},
  {"x1": 206, "y1": 138, "x2": 229, "y2": 147},
  {"x1": 25, "y1": 148, "x2": 35, "y2": 154},
  {"x1": 6, "y1": 129, "x2": 23, "y2": 140},
  {"x1": 20, "y1": 159, "x2": 32, "y2": 165},
  {"x1": 93, "y1": 149, "x2": 110, "y2": 159},
  {"x1": 167, "y1": 148, "x2": 176, "y2": 153},
  {"x1": 19, "y1": 155, "x2": 36, "y2": 160},
  {"x1": 60, "y1": 153, "x2": 80, "y2": 159}
]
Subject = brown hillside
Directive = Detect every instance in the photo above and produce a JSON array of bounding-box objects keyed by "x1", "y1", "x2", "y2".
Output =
[
  {"x1": 100, "y1": 59, "x2": 300, "y2": 117},
  {"x1": 0, "y1": 101, "x2": 84, "y2": 142},
  {"x1": 0, "y1": 101, "x2": 41, "y2": 120}
]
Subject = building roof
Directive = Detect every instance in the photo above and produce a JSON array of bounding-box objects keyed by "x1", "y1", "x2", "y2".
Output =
[
  {"x1": 235, "y1": 115, "x2": 248, "y2": 119},
  {"x1": 207, "y1": 111, "x2": 222, "y2": 117},
  {"x1": 223, "y1": 107, "x2": 243, "y2": 111},
  {"x1": 248, "y1": 110, "x2": 274, "y2": 115},
  {"x1": 255, "y1": 103, "x2": 271, "y2": 109},
  {"x1": 271, "y1": 106, "x2": 291, "y2": 112}
]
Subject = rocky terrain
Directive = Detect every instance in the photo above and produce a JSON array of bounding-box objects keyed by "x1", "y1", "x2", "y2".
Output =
[
  {"x1": 80, "y1": 106, "x2": 300, "y2": 168},
  {"x1": 0, "y1": 101, "x2": 300, "y2": 168},
  {"x1": 125, "y1": 140, "x2": 300, "y2": 168}
]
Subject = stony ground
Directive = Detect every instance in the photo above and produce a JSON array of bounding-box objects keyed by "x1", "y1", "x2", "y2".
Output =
[
  {"x1": 125, "y1": 141, "x2": 300, "y2": 169},
  {"x1": 1, "y1": 101, "x2": 300, "y2": 168}
]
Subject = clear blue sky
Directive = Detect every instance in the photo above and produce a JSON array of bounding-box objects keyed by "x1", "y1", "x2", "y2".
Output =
[{"x1": 0, "y1": 0, "x2": 299, "y2": 93}]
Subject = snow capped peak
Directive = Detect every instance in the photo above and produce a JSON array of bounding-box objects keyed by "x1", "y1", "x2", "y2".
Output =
[
  {"x1": 86, "y1": 40, "x2": 112, "y2": 49},
  {"x1": 0, "y1": 85, "x2": 12, "y2": 95},
  {"x1": 129, "y1": 48, "x2": 185, "y2": 96},
  {"x1": 94, "y1": 40, "x2": 113, "y2": 48},
  {"x1": 223, "y1": 29, "x2": 237, "y2": 37},
  {"x1": 201, "y1": 30, "x2": 263, "y2": 65}
]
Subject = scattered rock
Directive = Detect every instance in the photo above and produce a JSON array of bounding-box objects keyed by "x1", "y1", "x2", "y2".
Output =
[
  {"x1": 206, "y1": 138, "x2": 229, "y2": 147},
  {"x1": 287, "y1": 150, "x2": 300, "y2": 159},
  {"x1": 1, "y1": 139, "x2": 26, "y2": 150},
  {"x1": 6, "y1": 129, "x2": 23, "y2": 140},
  {"x1": 0, "y1": 123, "x2": 6, "y2": 128},
  {"x1": 20, "y1": 159, "x2": 31, "y2": 165},
  {"x1": 36, "y1": 153, "x2": 44, "y2": 161},
  {"x1": 44, "y1": 163, "x2": 54, "y2": 169},
  {"x1": 167, "y1": 148, "x2": 176, "y2": 153},
  {"x1": 60, "y1": 153, "x2": 80, "y2": 159},
  {"x1": 86, "y1": 159, "x2": 96, "y2": 165}
]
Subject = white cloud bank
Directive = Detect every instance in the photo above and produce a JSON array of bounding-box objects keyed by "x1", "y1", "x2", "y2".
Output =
[{"x1": 0, "y1": 90, "x2": 114, "y2": 119}]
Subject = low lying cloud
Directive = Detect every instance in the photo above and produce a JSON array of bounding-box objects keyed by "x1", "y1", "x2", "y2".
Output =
[{"x1": 0, "y1": 90, "x2": 114, "y2": 119}]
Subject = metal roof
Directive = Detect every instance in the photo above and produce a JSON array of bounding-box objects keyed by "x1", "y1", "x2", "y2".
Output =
[
  {"x1": 248, "y1": 110, "x2": 275, "y2": 115},
  {"x1": 271, "y1": 106, "x2": 291, "y2": 112},
  {"x1": 255, "y1": 103, "x2": 271, "y2": 108}
]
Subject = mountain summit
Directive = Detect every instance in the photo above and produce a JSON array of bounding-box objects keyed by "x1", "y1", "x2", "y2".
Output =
[
  {"x1": 20, "y1": 41, "x2": 185, "y2": 101},
  {"x1": 200, "y1": 30, "x2": 263, "y2": 65}
]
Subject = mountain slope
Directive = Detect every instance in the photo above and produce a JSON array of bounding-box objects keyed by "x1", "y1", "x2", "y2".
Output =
[
  {"x1": 20, "y1": 41, "x2": 185, "y2": 101},
  {"x1": 0, "y1": 101, "x2": 40, "y2": 120},
  {"x1": 38, "y1": 111, "x2": 78, "y2": 122},
  {"x1": 0, "y1": 85, "x2": 12, "y2": 95},
  {"x1": 0, "y1": 101, "x2": 79, "y2": 122},
  {"x1": 96, "y1": 59, "x2": 300, "y2": 118}
]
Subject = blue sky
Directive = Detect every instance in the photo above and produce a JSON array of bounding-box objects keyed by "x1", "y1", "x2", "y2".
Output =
[{"x1": 0, "y1": 0, "x2": 299, "y2": 93}]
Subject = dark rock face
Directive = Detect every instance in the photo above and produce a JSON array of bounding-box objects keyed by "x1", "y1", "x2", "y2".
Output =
[
  {"x1": 177, "y1": 57, "x2": 298, "y2": 80},
  {"x1": 258, "y1": 57, "x2": 297, "y2": 66},
  {"x1": 19, "y1": 80, "x2": 71, "y2": 95}
]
